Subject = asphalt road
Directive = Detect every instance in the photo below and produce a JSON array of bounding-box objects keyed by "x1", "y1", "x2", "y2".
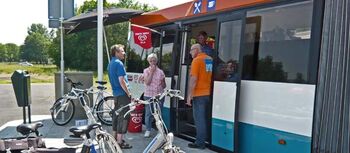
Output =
[{"x1": 0, "y1": 83, "x2": 55, "y2": 126}]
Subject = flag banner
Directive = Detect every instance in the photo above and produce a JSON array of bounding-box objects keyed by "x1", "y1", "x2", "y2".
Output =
[{"x1": 131, "y1": 25, "x2": 152, "y2": 49}]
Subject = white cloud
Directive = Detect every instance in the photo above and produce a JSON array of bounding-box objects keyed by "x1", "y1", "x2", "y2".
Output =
[{"x1": 0, "y1": 0, "x2": 192, "y2": 45}]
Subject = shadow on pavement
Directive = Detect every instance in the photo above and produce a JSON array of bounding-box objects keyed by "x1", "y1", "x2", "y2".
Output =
[{"x1": 0, "y1": 115, "x2": 217, "y2": 153}]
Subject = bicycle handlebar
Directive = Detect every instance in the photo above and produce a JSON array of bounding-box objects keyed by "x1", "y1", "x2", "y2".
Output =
[
  {"x1": 64, "y1": 76, "x2": 83, "y2": 88},
  {"x1": 115, "y1": 89, "x2": 184, "y2": 118}
]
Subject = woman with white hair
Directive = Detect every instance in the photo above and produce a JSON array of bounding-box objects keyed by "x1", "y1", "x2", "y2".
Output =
[{"x1": 143, "y1": 53, "x2": 166, "y2": 138}]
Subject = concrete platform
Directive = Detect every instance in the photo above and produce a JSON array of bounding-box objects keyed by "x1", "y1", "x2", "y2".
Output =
[{"x1": 0, "y1": 115, "x2": 217, "y2": 153}]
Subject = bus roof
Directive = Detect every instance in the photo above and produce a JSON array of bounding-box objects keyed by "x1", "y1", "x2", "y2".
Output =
[{"x1": 131, "y1": 0, "x2": 272, "y2": 26}]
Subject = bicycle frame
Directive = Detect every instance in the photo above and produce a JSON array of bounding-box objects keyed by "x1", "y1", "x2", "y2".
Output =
[
  {"x1": 76, "y1": 92, "x2": 122, "y2": 153},
  {"x1": 51, "y1": 87, "x2": 86, "y2": 120},
  {"x1": 116, "y1": 89, "x2": 184, "y2": 153},
  {"x1": 52, "y1": 80, "x2": 114, "y2": 122},
  {"x1": 87, "y1": 87, "x2": 113, "y2": 115}
]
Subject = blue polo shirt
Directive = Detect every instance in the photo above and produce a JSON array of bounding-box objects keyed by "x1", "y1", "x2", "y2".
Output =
[
  {"x1": 107, "y1": 57, "x2": 129, "y2": 96},
  {"x1": 201, "y1": 44, "x2": 214, "y2": 57}
]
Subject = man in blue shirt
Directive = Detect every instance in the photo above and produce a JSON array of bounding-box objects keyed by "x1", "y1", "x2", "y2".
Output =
[
  {"x1": 107, "y1": 44, "x2": 132, "y2": 149},
  {"x1": 196, "y1": 31, "x2": 214, "y2": 57}
]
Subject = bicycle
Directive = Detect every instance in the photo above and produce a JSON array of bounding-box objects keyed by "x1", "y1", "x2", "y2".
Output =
[
  {"x1": 67, "y1": 123, "x2": 121, "y2": 153},
  {"x1": 24, "y1": 87, "x2": 122, "y2": 153},
  {"x1": 116, "y1": 89, "x2": 185, "y2": 153},
  {"x1": 64, "y1": 86, "x2": 122, "y2": 153},
  {"x1": 20, "y1": 123, "x2": 121, "y2": 153},
  {"x1": 50, "y1": 76, "x2": 115, "y2": 126},
  {"x1": 1, "y1": 122, "x2": 46, "y2": 153}
]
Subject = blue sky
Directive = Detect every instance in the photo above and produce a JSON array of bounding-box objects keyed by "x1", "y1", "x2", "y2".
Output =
[{"x1": 0, "y1": 0, "x2": 191, "y2": 45}]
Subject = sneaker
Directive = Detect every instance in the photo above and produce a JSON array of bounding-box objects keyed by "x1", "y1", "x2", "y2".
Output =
[
  {"x1": 118, "y1": 141, "x2": 132, "y2": 149},
  {"x1": 188, "y1": 143, "x2": 205, "y2": 149},
  {"x1": 144, "y1": 130, "x2": 150, "y2": 138}
]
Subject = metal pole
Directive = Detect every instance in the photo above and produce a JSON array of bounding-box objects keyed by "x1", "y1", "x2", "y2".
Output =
[
  {"x1": 28, "y1": 105, "x2": 31, "y2": 123},
  {"x1": 158, "y1": 31, "x2": 165, "y2": 69},
  {"x1": 125, "y1": 22, "x2": 131, "y2": 66},
  {"x1": 23, "y1": 106, "x2": 26, "y2": 124},
  {"x1": 103, "y1": 27, "x2": 110, "y2": 62},
  {"x1": 60, "y1": 0, "x2": 64, "y2": 96},
  {"x1": 97, "y1": 0, "x2": 103, "y2": 81}
]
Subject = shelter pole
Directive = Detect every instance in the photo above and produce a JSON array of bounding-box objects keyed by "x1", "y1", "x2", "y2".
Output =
[
  {"x1": 158, "y1": 30, "x2": 165, "y2": 69},
  {"x1": 125, "y1": 22, "x2": 131, "y2": 67},
  {"x1": 103, "y1": 27, "x2": 110, "y2": 62},
  {"x1": 97, "y1": 0, "x2": 103, "y2": 81},
  {"x1": 60, "y1": 0, "x2": 64, "y2": 96}
]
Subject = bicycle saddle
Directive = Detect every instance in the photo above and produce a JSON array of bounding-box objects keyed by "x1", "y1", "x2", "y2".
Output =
[
  {"x1": 95, "y1": 81, "x2": 107, "y2": 85},
  {"x1": 97, "y1": 85, "x2": 107, "y2": 90},
  {"x1": 71, "y1": 82, "x2": 83, "y2": 88},
  {"x1": 16, "y1": 122, "x2": 43, "y2": 136},
  {"x1": 69, "y1": 123, "x2": 101, "y2": 137}
]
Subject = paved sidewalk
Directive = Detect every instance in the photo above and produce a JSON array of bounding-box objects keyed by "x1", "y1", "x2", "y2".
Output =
[
  {"x1": 0, "y1": 115, "x2": 216, "y2": 153},
  {"x1": 0, "y1": 83, "x2": 55, "y2": 126}
]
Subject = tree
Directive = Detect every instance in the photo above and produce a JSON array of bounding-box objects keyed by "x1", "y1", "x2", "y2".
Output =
[
  {"x1": 0, "y1": 43, "x2": 7, "y2": 62},
  {"x1": 27, "y1": 24, "x2": 49, "y2": 37},
  {"x1": 5, "y1": 43, "x2": 19, "y2": 63},
  {"x1": 77, "y1": 0, "x2": 112, "y2": 14},
  {"x1": 256, "y1": 56, "x2": 287, "y2": 82},
  {"x1": 21, "y1": 24, "x2": 51, "y2": 63},
  {"x1": 49, "y1": 0, "x2": 157, "y2": 71},
  {"x1": 113, "y1": 0, "x2": 157, "y2": 11}
]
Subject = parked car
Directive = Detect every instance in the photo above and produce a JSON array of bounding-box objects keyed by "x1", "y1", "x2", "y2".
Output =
[{"x1": 19, "y1": 61, "x2": 33, "y2": 66}]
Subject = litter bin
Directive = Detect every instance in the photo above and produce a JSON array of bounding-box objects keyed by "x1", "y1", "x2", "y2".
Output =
[
  {"x1": 128, "y1": 105, "x2": 144, "y2": 133},
  {"x1": 11, "y1": 70, "x2": 31, "y2": 107}
]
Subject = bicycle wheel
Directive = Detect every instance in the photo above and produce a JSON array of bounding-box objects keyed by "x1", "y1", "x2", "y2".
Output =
[
  {"x1": 96, "y1": 96, "x2": 115, "y2": 125},
  {"x1": 163, "y1": 148, "x2": 186, "y2": 153},
  {"x1": 98, "y1": 132, "x2": 122, "y2": 153},
  {"x1": 50, "y1": 98, "x2": 75, "y2": 126}
]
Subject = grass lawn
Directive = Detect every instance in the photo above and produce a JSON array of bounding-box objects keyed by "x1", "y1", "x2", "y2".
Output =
[
  {"x1": 0, "y1": 63, "x2": 111, "y2": 89},
  {"x1": 0, "y1": 63, "x2": 57, "y2": 84}
]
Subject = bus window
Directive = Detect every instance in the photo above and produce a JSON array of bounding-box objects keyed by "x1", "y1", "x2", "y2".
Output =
[
  {"x1": 242, "y1": 1, "x2": 314, "y2": 84},
  {"x1": 215, "y1": 20, "x2": 242, "y2": 82},
  {"x1": 160, "y1": 30, "x2": 176, "y2": 76}
]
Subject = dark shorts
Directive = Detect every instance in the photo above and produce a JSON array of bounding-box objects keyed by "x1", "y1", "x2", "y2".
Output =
[{"x1": 112, "y1": 95, "x2": 131, "y2": 133}]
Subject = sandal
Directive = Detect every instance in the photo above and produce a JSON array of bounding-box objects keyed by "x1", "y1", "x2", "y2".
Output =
[{"x1": 118, "y1": 141, "x2": 132, "y2": 149}]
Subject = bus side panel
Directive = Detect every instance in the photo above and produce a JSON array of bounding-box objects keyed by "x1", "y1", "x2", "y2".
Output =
[
  {"x1": 212, "y1": 81, "x2": 236, "y2": 151},
  {"x1": 212, "y1": 118, "x2": 234, "y2": 151},
  {"x1": 239, "y1": 122, "x2": 311, "y2": 153},
  {"x1": 238, "y1": 80, "x2": 315, "y2": 153},
  {"x1": 161, "y1": 77, "x2": 173, "y2": 128}
]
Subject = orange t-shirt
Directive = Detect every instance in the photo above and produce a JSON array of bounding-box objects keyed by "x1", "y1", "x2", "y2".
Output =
[{"x1": 190, "y1": 53, "x2": 213, "y2": 97}]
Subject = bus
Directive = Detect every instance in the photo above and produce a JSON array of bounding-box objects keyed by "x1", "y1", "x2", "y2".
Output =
[{"x1": 125, "y1": 0, "x2": 345, "y2": 153}]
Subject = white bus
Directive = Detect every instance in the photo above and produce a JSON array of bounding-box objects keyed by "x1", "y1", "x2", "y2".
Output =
[{"x1": 125, "y1": 0, "x2": 342, "y2": 152}]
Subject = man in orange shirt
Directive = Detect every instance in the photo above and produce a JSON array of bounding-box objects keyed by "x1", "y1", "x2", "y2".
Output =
[{"x1": 186, "y1": 43, "x2": 213, "y2": 149}]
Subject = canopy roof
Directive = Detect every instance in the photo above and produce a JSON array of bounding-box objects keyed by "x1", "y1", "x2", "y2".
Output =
[
  {"x1": 131, "y1": 0, "x2": 272, "y2": 26},
  {"x1": 63, "y1": 7, "x2": 143, "y2": 33}
]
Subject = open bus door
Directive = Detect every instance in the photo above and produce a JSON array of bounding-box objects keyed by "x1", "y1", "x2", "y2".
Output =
[
  {"x1": 175, "y1": 25, "x2": 195, "y2": 138},
  {"x1": 211, "y1": 12, "x2": 245, "y2": 152},
  {"x1": 175, "y1": 20, "x2": 217, "y2": 143}
]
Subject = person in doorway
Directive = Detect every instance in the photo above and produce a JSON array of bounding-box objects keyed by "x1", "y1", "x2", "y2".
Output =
[
  {"x1": 225, "y1": 60, "x2": 239, "y2": 81},
  {"x1": 186, "y1": 43, "x2": 213, "y2": 149},
  {"x1": 107, "y1": 44, "x2": 132, "y2": 149},
  {"x1": 143, "y1": 53, "x2": 166, "y2": 138},
  {"x1": 196, "y1": 31, "x2": 214, "y2": 57}
]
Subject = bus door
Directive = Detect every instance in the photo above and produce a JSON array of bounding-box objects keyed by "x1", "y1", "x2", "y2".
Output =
[
  {"x1": 156, "y1": 27, "x2": 181, "y2": 129},
  {"x1": 175, "y1": 20, "x2": 217, "y2": 141},
  {"x1": 211, "y1": 12, "x2": 245, "y2": 152},
  {"x1": 175, "y1": 25, "x2": 195, "y2": 138}
]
